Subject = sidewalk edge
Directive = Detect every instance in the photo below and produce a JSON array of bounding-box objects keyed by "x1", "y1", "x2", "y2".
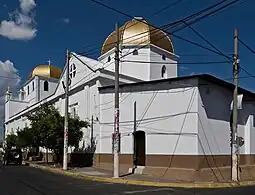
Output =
[{"x1": 27, "y1": 163, "x2": 255, "y2": 188}]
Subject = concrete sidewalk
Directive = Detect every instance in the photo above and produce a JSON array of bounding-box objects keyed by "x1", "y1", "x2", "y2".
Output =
[{"x1": 26, "y1": 162, "x2": 255, "y2": 188}]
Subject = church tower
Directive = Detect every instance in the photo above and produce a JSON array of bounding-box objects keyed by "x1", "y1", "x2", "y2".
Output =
[
  {"x1": 98, "y1": 17, "x2": 179, "y2": 81},
  {"x1": 24, "y1": 64, "x2": 62, "y2": 104},
  {"x1": 5, "y1": 87, "x2": 12, "y2": 102}
]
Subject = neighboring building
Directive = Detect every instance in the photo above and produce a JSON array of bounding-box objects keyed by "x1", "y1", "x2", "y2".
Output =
[{"x1": 4, "y1": 17, "x2": 255, "y2": 181}]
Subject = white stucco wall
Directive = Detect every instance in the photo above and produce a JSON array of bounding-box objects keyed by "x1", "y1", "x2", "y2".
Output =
[
  {"x1": 5, "y1": 100, "x2": 28, "y2": 121},
  {"x1": 23, "y1": 78, "x2": 36, "y2": 103},
  {"x1": 99, "y1": 82, "x2": 199, "y2": 156},
  {"x1": 39, "y1": 78, "x2": 58, "y2": 100},
  {"x1": 150, "y1": 45, "x2": 178, "y2": 80},
  {"x1": 197, "y1": 82, "x2": 255, "y2": 156},
  {"x1": 99, "y1": 45, "x2": 178, "y2": 82},
  {"x1": 99, "y1": 78, "x2": 255, "y2": 157}
]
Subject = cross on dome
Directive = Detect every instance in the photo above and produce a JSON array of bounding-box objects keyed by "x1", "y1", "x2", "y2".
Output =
[{"x1": 47, "y1": 59, "x2": 51, "y2": 65}]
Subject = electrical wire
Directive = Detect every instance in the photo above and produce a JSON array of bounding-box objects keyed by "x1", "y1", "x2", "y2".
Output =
[
  {"x1": 121, "y1": 60, "x2": 230, "y2": 65},
  {"x1": 87, "y1": 0, "x2": 242, "y2": 64},
  {"x1": 169, "y1": 0, "x2": 243, "y2": 34},
  {"x1": 80, "y1": 0, "x2": 233, "y2": 56},
  {"x1": 149, "y1": 0, "x2": 187, "y2": 17},
  {"x1": 238, "y1": 37, "x2": 255, "y2": 56}
]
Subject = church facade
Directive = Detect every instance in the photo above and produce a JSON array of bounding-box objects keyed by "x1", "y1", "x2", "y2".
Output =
[{"x1": 4, "y1": 18, "x2": 255, "y2": 181}]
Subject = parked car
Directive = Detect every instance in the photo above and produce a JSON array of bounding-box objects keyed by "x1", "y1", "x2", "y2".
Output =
[{"x1": 5, "y1": 148, "x2": 22, "y2": 165}]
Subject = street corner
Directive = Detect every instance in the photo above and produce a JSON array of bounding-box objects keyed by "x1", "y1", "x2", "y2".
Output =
[{"x1": 26, "y1": 163, "x2": 255, "y2": 189}]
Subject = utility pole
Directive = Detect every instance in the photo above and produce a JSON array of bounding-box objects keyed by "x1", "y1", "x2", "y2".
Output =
[
  {"x1": 113, "y1": 22, "x2": 120, "y2": 178},
  {"x1": 232, "y1": 28, "x2": 239, "y2": 182},
  {"x1": 91, "y1": 115, "x2": 94, "y2": 148},
  {"x1": 63, "y1": 49, "x2": 71, "y2": 171},
  {"x1": 133, "y1": 101, "x2": 137, "y2": 168}
]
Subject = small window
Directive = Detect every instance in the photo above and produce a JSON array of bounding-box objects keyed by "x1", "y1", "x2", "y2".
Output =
[
  {"x1": 162, "y1": 54, "x2": 166, "y2": 60},
  {"x1": 71, "y1": 107, "x2": 77, "y2": 118},
  {"x1": 133, "y1": 49, "x2": 138, "y2": 55},
  {"x1": 161, "y1": 65, "x2": 167, "y2": 78},
  {"x1": 44, "y1": 81, "x2": 49, "y2": 91},
  {"x1": 21, "y1": 92, "x2": 24, "y2": 100},
  {"x1": 32, "y1": 82, "x2": 34, "y2": 91},
  {"x1": 107, "y1": 56, "x2": 111, "y2": 62},
  {"x1": 27, "y1": 86, "x2": 30, "y2": 95},
  {"x1": 70, "y1": 63, "x2": 76, "y2": 79}
]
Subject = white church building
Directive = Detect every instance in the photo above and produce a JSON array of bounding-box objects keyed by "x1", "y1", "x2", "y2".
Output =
[{"x1": 4, "y1": 18, "x2": 255, "y2": 181}]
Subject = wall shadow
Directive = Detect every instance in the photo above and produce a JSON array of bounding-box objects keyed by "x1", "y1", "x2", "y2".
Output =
[
  {"x1": 69, "y1": 139, "x2": 96, "y2": 167},
  {"x1": 199, "y1": 83, "x2": 254, "y2": 125}
]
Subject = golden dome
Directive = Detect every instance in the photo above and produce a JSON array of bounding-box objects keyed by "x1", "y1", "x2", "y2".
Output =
[
  {"x1": 101, "y1": 17, "x2": 174, "y2": 56},
  {"x1": 28, "y1": 65, "x2": 62, "y2": 79}
]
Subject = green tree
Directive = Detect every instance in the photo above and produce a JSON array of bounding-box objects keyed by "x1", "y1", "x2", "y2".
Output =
[
  {"x1": 5, "y1": 134, "x2": 18, "y2": 149},
  {"x1": 25, "y1": 104, "x2": 89, "y2": 163},
  {"x1": 16, "y1": 127, "x2": 34, "y2": 148}
]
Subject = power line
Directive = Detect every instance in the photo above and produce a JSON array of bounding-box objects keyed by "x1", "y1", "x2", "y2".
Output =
[
  {"x1": 0, "y1": 75, "x2": 20, "y2": 80},
  {"x1": 170, "y1": 0, "x2": 243, "y2": 34},
  {"x1": 177, "y1": 14, "x2": 255, "y2": 83},
  {"x1": 235, "y1": 37, "x2": 255, "y2": 80},
  {"x1": 149, "y1": 0, "x2": 187, "y2": 17},
  {"x1": 121, "y1": 60, "x2": 230, "y2": 65},
  {"x1": 88, "y1": 0, "x2": 242, "y2": 61},
  {"x1": 166, "y1": 0, "x2": 230, "y2": 32},
  {"x1": 81, "y1": 0, "x2": 232, "y2": 56},
  {"x1": 238, "y1": 37, "x2": 255, "y2": 56},
  {"x1": 181, "y1": 21, "x2": 232, "y2": 61}
]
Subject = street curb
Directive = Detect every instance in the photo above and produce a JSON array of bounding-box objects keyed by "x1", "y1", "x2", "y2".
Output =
[{"x1": 27, "y1": 163, "x2": 255, "y2": 188}]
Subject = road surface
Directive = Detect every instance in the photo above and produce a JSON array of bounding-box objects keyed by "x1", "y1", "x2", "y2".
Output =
[{"x1": 0, "y1": 165, "x2": 254, "y2": 195}]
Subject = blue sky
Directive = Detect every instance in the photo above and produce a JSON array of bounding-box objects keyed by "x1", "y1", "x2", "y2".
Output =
[{"x1": 0, "y1": 0, "x2": 254, "y2": 125}]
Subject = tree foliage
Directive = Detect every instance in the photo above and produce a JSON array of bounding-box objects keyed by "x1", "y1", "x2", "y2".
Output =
[
  {"x1": 5, "y1": 134, "x2": 18, "y2": 149},
  {"x1": 16, "y1": 127, "x2": 34, "y2": 148},
  {"x1": 11, "y1": 104, "x2": 89, "y2": 162}
]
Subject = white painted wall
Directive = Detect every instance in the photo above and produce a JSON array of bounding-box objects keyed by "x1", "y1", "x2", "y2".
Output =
[
  {"x1": 39, "y1": 78, "x2": 58, "y2": 100},
  {"x1": 99, "y1": 45, "x2": 178, "y2": 82},
  {"x1": 120, "y1": 47, "x2": 150, "y2": 81},
  {"x1": 23, "y1": 78, "x2": 36, "y2": 104},
  {"x1": 197, "y1": 82, "x2": 255, "y2": 155},
  {"x1": 99, "y1": 83, "x2": 199, "y2": 156},
  {"x1": 150, "y1": 45, "x2": 178, "y2": 80},
  {"x1": 5, "y1": 117, "x2": 30, "y2": 136}
]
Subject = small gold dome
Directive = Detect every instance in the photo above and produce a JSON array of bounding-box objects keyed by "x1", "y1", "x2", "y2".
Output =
[
  {"x1": 28, "y1": 65, "x2": 62, "y2": 79},
  {"x1": 101, "y1": 17, "x2": 174, "y2": 56}
]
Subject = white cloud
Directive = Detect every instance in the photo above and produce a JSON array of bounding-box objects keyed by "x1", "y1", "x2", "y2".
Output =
[
  {"x1": 62, "y1": 18, "x2": 70, "y2": 23},
  {"x1": 19, "y1": 0, "x2": 36, "y2": 14},
  {"x1": 57, "y1": 18, "x2": 70, "y2": 24},
  {"x1": 0, "y1": 60, "x2": 21, "y2": 119},
  {"x1": 0, "y1": 0, "x2": 37, "y2": 40},
  {"x1": 179, "y1": 66, "x2": 188, "y2": 71}
]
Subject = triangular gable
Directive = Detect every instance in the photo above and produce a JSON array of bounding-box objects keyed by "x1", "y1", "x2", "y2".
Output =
[{"x1": 54, "y1": 53, "x2": 104, "y2": 97}]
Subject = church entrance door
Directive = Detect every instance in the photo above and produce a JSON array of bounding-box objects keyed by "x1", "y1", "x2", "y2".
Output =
[{"x1": 133, "y1": 131, "x2": 146, "y2": 166}]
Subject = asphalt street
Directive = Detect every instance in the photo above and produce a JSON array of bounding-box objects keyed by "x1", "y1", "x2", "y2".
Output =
[{"x1": 0, "y1": 165, "x2": 255, "y2": 195}]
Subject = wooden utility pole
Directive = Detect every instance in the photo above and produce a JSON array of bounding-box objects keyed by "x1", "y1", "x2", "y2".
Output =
[
  {"x1": 232, "y1": 28, "x2": 239, "y2": 181},
  {"x1": 91, "y1": 115, "x2": 94, "y2": 148},
  {"x1": 113, "y1": 22, "x2": 120, "y2": 178},
  {"x1": 133, "y1": 101, "x2": 137, "y2": 167},
  {"x1": 63, "y1": 49, "x2": 71, "y2": 171}
]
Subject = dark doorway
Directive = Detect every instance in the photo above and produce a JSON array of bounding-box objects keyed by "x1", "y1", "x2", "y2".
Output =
[{"x1": 133, "y1": 131, "x2": 146, "y2": 166}]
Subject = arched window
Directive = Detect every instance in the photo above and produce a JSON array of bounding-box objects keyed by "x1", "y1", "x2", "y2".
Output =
[
  {"x1": 162, "y1": 54, "x2": 166, "y2": 60},
  {"x1": 27, "y1": 86, "x2": 30, "y2": 95},
  {"x1": 21, "y1": 92, "x2": 24, "y2": 100},
  {"x1": 161, "y1": 65, "x2": 167, "y2": 78},
  {"x1": 44, "y1": 81, "x2": 49, "y2": 91},
  {"x1": 70, "y1": 63, "x2": 76, "y2": 79},
  {"x1": 32, "y1": 82, "x2": 34, "y2": 91},
  {"x1": 133, "y1": 49, "x2": 138, "y2": 55},
  {"x1": 107, "y1": 56, "x2": 111, "y2": 62}
]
